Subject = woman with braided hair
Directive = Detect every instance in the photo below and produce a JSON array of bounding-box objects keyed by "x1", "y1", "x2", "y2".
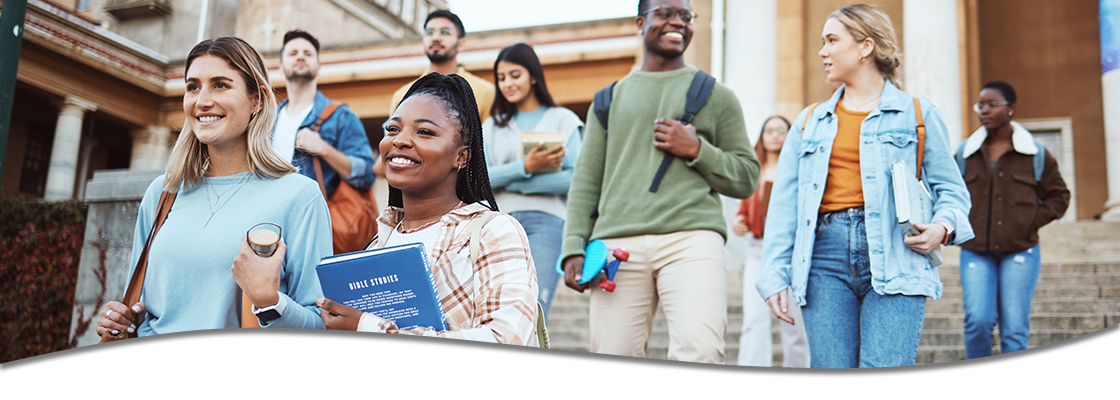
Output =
[{"x1": 317, "y1": 73, "x2": 541, "y2": 345}]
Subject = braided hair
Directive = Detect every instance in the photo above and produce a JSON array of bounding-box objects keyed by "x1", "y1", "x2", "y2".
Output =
[{"x1": 388, "y1": 72, "x2": 498, "y2": 211}]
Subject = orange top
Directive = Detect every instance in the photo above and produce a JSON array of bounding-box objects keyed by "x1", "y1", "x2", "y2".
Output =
[{"x1": 819, "y1": 100, "x2": 869, "y2": 214}]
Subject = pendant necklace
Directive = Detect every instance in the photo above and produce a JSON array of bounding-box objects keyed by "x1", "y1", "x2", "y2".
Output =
[{"x1": 204, "y1": 172, "x2": 251, "y2": 228}]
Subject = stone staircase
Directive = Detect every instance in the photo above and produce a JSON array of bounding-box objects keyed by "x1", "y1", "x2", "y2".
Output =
[{"x1": 546, "y1": 221, "x2": 1120, "y2": 367}]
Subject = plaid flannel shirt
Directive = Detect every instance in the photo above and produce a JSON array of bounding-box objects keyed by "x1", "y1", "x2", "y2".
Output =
[{"x1": 356, "y1": 203, "x2": 539, "y2": 345}]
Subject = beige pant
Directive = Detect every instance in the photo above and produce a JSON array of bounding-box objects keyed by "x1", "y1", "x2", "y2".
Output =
[
  {"x1": 590, "y1": 230, "x2": 727, "y2": 364},
  {"x1": 739, "y1": 235, "x2": 810, "y2": 367}
]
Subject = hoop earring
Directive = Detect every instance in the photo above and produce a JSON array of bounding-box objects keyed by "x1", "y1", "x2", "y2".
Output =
[
  {"x1": 1009, "y1": 111, "x2": 1014, "y2": 117},
  {"x1": 859, "y1": 55, "x2": 865, "y2": 63}
]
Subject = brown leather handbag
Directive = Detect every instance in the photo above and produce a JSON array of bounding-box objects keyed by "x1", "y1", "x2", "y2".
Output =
[{"x1": 310, "y1": 102, "x2": 378, "y2": 255}]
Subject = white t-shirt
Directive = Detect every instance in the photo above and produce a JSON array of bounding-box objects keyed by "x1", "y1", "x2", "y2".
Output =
[
  {"x1": 382, "y1": 222, "x2": 443, "y2": 265},
  {"x1": 272, "y1": 102, "x2": 315, "y2": 163}
]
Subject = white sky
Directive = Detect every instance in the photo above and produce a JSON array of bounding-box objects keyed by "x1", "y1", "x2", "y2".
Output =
[{"x1": 446, "y1": 0, "x2": 635, "y2": 32}]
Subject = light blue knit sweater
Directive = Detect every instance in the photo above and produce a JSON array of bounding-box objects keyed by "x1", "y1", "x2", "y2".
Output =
[{"x1": 130, "y1": 172, "x2": 332, "y2": 335}]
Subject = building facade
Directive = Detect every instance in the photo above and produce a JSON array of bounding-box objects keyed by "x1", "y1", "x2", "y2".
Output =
[
  {"x1": 3, "y1": 0, "x2": 1114, "y2": 221},
  {"x1": 1, "y1": 0, "x2": 638, "y2": 207}
]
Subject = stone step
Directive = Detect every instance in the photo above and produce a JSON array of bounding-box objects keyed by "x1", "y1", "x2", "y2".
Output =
[
  {"x1": 939, "y1": 273, "x2": 1120, "y2": 288},
  {"x1": 916, "y1": 346, "x2": 969, "y2": 365},
  {"x1": 918, "y1": 329, "x2": 1094, "y2": 347},
  {"x1": 938, "y1": 262, "x2": 1120, "y2": 276},
  {"x1": 925, "y1": 297, "x2": 1120, "y2": 314},
  {"x1": 939, "y1": 285, "x2": 1120, "y2": 300},
  {"x1": 921, "y1": 313, "x2": 1113, "y2": 331}
]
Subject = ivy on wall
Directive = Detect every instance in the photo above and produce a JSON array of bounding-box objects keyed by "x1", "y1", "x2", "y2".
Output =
[{"x1": 0, "y1": 197, "x2": 87, "y2": 363}]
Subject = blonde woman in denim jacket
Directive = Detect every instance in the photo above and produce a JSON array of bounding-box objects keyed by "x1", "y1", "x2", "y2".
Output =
[{"x1": 756, "y1": 4, "x2": 973, "y2": 368}]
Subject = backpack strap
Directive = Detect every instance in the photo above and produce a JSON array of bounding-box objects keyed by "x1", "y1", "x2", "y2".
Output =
[
  {"x1": 590, "y1": 82, "x2": 617, "y2": 220},
  {"x1": 649, "y1": 70, "x2": 717, "y2": 192},
  {"x1": 913, "y1": 97, "x2": 926, "y2": 181},
  {"x1": 466, "y1": 212, "x2": 549, "y2": 348},
  {"x1": 468, "y1": 212, "x2": 500, "y2": 265},
  {"x1": 310, "y1": 102, "x2": 344, "y2": 132},
  {"x1": 592, "y1": 82, "x2": 617, "y2": 134},
  {"x1": 800, "y1": 102, "x2": 821, "y2": 137},
  {"x1": 1033, "y1": 140, "x2": 1046, "y2": 182},
  {"x1": 309, "y1": 101, "x2": 346, "y2": 193}
]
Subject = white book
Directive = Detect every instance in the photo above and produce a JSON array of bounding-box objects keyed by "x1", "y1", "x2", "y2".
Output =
[{"x1": 891, "y1": 161, "x2": 943, "y2": 266}]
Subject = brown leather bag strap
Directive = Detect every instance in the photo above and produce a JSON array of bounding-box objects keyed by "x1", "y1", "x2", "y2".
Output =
[
  {"x1": 122, "y1": 191, "x2": 177, "y2": 308},
  {"x1": 312, "y1": 157, "x2": 329, "y2": 198},
  {"x1": 913, "y1": 97, "x2": 925, "y2": 180},
  {"x1": 309, "y1": 102, "x2": 344, "y2": 132},
  {"x1": 800, "y1": 102, "x2": 821, "y2": 137},
  {"x1": 240, "y1": 291, "x2": 260, "y2": 328},
  {"x1": 309, "y1": 101, "x2": 345, "y2": 198}
]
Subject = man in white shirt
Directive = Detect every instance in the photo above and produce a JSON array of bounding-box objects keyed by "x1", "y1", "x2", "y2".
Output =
[{"x1": 273, "y1": 30, "x2": 375, "y2": 200}]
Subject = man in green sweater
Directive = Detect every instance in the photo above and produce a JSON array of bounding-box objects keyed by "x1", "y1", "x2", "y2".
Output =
[{"x1": 560, "y1": 0, "x2": 760, "y2": 364}]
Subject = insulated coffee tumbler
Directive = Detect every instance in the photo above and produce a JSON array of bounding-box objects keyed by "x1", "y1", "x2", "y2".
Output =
[{"x1": 247, "y1": 222, "x2": 281, "y2": 257}]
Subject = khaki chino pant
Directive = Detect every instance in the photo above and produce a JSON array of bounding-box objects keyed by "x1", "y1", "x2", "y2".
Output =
[{"x1": 590, "y1": 230, "x2": 727, "y2": 364}]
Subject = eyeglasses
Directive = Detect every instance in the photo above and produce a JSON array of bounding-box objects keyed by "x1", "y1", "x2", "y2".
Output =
[
  {"x1": 764, "y1": 127, "x2": 789, "y2": 135},
  {"x1": 973, "y1": 101, "x2": 1012, "y2": 113},
  {"x1": 643, "y1": 6, "x2": 698, "y2": 25}
]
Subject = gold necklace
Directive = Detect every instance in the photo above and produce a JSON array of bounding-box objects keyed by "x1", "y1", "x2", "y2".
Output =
[
  {"x1": 203, "y1": 173, "x2": 251, "y2": 228},
  {"x1": 399, "y1": 201, "x2": 464, "y2": 233},
  {"x1": 845, "y1": 93, "x2": 881, "y2": 110}
]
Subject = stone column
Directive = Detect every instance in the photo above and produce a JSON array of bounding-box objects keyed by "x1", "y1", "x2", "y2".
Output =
[
  {"x1": 1100, "y1": 0, "x2": 1120, "y2": 220},
  {"x1": 720, "y1": 0, "x2": 777, "y2": 273},
  {"x1": 903, "y1": 0, "x2": 964, "y2": 150},
  {"x1": 129, "y1": 125, "x2": 173, "y2": 170},
  {"x1": 723, "y1": 0, "x2": 777, "y2": 144},
  {"x1": 43, "y1": 97, "x2": 97, "y2": 201}
]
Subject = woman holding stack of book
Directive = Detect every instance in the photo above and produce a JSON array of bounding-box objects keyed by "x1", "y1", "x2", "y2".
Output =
[
  {"x1": 480, "y1": 43, "x2": 583, "y2": 320},
  {"x1": 756, "y1": 4, "x2": 973, "y2": 368}
]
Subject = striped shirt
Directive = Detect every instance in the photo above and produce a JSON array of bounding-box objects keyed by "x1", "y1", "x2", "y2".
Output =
[{"x1": 356, "y1": 202, "x2": 539, "y2": 345}]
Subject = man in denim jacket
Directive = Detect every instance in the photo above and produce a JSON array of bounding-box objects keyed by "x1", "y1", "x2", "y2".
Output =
[{"x1": 272, "y1": 30, "x2": 375, "y2": 199}]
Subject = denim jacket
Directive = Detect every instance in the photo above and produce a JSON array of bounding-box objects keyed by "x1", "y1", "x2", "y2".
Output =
[
  {"x1": 757, "y1": 81, "x2": 974, "y2": 306},
  {"x1": 276, "y1": 91, "x2": 375, "y2": 199}
]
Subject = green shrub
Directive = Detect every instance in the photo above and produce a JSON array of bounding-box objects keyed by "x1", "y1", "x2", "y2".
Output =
[{"x1": 0, "y1": 196, "x2": 87, "y2": 363}]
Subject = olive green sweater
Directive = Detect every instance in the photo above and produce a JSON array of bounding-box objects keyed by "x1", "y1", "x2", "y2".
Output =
[{"x1": 561, "y1": 66, "x2": 760, "y2": 261}]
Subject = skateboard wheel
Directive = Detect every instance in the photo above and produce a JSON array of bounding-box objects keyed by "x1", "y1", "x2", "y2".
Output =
[
  {"x1": 599, "y1": 279, "x2": 616, "y2": 292},
  {"x1": 613, "y1": 248, "x2": 630, "y2": 262}
]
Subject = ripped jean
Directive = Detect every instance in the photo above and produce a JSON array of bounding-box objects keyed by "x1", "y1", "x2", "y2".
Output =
[{"x1": 959, "y1": 244, "x2": 1042, "y2": 359}]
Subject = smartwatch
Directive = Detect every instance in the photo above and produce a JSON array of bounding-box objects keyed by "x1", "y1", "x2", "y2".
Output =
[
  {"x1": 936, "y1": 221, "x2": 955, "y2": 245},
  {"x1": 253, "y1": 303, "x2": 282, "y2": 324}
]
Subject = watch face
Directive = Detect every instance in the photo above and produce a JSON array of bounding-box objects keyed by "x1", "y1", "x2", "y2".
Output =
[{"x1": 256, "y1": 309, "x2": 281, "y2": 324}]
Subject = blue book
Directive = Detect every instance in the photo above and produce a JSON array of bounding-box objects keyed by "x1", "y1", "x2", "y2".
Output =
[{"x1": 316, "y1": 243, "x2": 446, "y2": 331}]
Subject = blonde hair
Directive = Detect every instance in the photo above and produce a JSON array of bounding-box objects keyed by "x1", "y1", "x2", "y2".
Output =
[
  {"x1": 164, "y1": 36, "x2": 296, "y2": 192},
  {"x1": 830, "y1": 4, "x2": 902, "y2": 88}
]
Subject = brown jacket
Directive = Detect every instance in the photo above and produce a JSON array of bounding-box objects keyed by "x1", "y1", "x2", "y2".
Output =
[{"x1": 959, "y1": 125, "x2": 1070, "y2": 253}]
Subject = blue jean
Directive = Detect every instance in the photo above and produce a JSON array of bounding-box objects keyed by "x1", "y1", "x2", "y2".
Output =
[
  {"x1": 509, "y1": 211, "x2": 563, "y2": 320},
  {"x1": 959, "y1": 245, "x2": 1041, "y2": 358},
  {"x1": 801, "y1": 207, "x2": 927, "y2": 368}
]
